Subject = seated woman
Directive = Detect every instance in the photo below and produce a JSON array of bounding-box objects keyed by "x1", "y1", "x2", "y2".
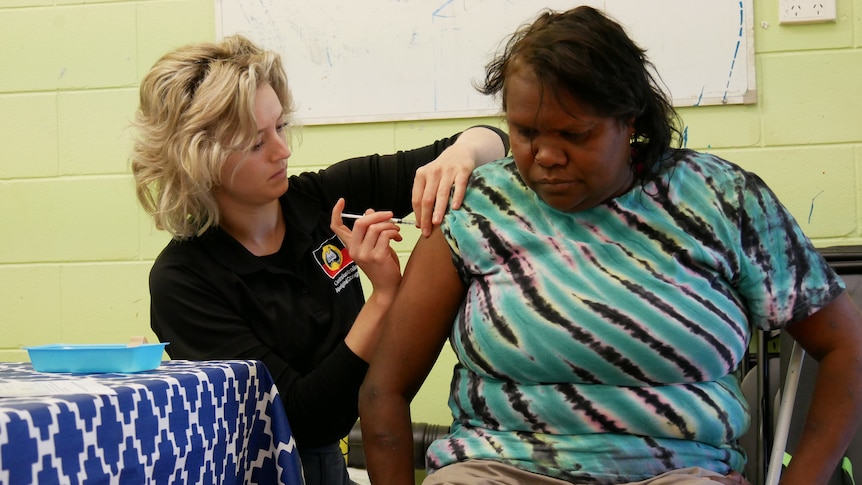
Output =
[{"x1": 357, "y1": 6, "x2": 862, "y2": 485}]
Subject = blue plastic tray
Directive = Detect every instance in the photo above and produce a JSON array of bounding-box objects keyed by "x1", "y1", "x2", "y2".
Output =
[{"x1": 25, "y1": 343, "x2": 168, "y2": 373}]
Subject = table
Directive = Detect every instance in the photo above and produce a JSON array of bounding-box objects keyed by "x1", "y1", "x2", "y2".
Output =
[{"x1": 0, "y1": 360, "x2": 304, "y2": 484}]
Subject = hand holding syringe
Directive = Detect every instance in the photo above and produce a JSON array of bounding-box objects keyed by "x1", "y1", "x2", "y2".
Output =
[{"x1": 340, "y1": 213, "x2": 416, "y2": 226}]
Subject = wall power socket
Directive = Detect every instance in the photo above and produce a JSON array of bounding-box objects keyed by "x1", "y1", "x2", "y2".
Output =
[{"x1": 779, "y1": 0, "x2": 837, "y2": 24}]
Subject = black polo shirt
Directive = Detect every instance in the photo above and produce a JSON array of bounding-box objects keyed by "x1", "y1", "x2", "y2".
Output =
[{"x1": 148, "y1": 128, "x2": 508, "y2": 447}]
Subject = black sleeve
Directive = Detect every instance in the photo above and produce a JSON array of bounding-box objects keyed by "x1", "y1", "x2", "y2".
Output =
[
  {"x1": 149, "y1": 253, "x2": 366, "y2": 447},
  {"x1": 293, "y1": 125, "x2": 508, "y2": 217}
]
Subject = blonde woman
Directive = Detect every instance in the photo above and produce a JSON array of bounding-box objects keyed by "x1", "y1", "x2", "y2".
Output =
[{"x1": 131, "y1": 35, "x2": 508, "y2": 484}]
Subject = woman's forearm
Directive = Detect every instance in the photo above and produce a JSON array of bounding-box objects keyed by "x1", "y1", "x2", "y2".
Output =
[
  {"x1": 778, "y1": 348, "x2": 862, "y2": 484},
  {"x1": 344, "y1": 289, "x2": 397, "y2": 362}
]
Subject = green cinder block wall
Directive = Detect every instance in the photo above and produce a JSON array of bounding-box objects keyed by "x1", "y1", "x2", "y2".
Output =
[{"x1": 1, "y1": 0, "x2": 860, "y2": 426}]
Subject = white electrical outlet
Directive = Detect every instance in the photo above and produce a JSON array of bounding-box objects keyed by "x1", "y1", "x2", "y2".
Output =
[{"x1": 779, "y1": 0, "x2": 837, "y2": 24}]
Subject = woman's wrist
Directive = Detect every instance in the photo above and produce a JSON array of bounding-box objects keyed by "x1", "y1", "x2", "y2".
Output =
[{"x1": 365, "y1": 287, "x2": 398, "y2": 309}]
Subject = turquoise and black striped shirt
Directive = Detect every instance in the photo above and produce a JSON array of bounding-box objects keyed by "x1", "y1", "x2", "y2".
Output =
[{"x1": 432, "y1": 151, "x2": 844, "y2": 483}]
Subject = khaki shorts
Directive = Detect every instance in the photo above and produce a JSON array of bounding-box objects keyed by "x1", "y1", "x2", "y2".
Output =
[{"x1": 422, "y1": 460, "x2": 729, "y2": 485}]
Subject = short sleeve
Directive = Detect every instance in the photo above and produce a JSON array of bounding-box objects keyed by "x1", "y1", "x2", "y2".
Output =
[{"x1": 710, "y1": 164, "x2": 844, "y2": 330}]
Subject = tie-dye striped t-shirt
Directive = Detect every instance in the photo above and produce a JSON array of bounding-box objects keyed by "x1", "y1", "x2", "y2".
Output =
[{"x1": 431, "y1": 150, "x2": 844, "y2": 484}]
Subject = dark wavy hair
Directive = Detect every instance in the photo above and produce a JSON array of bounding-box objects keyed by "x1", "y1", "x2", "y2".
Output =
[{"x1": 478, "y1": 6, "x2": 682, "y2": 182}]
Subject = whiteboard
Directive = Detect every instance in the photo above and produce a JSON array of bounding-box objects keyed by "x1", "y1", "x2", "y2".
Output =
[{"x1": 216, "y1": 0, "x2": 756, "y2": 125}]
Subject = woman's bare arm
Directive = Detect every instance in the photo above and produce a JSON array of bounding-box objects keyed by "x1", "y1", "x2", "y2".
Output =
[
  {"x1": 359, "y1": 228, "x2": 467, "y2": 484},
  {"x1": 779, "y1": 291, "x2": 862, "y2": 485}
]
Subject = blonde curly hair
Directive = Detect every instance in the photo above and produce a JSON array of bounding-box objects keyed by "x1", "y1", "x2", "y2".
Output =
[{"x1": 131, "y1": 35, "x2": 294, "y2": 239}]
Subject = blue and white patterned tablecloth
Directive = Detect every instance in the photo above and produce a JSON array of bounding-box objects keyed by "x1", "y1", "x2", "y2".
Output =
[{"x1": 0, "y1": 360, "x2": 304, "y2": 484}]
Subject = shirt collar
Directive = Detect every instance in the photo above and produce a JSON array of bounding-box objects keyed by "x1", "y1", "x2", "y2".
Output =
[{"x1": 197, "y1": 189, "x2": 323, "y2": 275}]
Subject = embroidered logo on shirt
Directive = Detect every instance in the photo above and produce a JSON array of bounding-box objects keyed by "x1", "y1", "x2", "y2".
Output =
[
  {"x1": 313, "y1": 236, "x2": 358, "y2": 292},
  {"x1": 322, "y1": 244, "x2": 347, "y2": 272}
]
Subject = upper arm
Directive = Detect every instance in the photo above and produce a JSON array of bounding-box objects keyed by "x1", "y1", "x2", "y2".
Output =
[
  {"x1": 365, "y1": 227, "x2": 466, "y2": 399},
  {"x1": 785, "y1": 290, "x2": 862, "y2": 362}
]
